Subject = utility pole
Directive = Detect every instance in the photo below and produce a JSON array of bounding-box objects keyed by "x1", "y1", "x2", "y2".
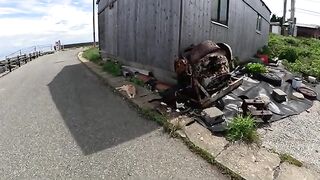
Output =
[
  {"x1": 282, "y1": 0, "x2": 287, "y2": 35},
  {"x1": 290, "y1": 0, "x2": 296, "y2": 36},
  {"x1": 93, "y1": 0, "x2": 96, "y2": 47}
]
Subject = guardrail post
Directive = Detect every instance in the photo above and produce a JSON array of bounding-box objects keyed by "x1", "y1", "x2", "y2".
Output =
[
  {"x1": 7, "y1": 58, "x2": 11, "y2": 72},
  {"x1": 17, "y1": 55, "x2": 21, "y2": 67},
  {"x1": 24, "y1": 54, "x2": 27, "y2": 64}
]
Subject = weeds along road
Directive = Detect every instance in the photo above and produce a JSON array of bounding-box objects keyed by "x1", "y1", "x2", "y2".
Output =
[{"x1": 0, "y1": 49, "x2": 228, "y2": 179}]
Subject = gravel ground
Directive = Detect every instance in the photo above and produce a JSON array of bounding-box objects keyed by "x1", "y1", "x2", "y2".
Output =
[
  {"x1": 259, "y1": 100, "x2": 320, "y2": 173},
  {"x1": 0, "y1": 49, "x2": 228, "y2": 179}
]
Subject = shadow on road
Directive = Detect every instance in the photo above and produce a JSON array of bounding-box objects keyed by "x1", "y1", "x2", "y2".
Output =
[{"x1": 48, "y1": 64, "x2": 159, "y2": 155}]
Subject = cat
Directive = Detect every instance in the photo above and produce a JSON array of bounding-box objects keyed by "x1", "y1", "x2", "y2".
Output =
[{"x1": 116, "y1": 84, "x2": 136, "y2": 99}]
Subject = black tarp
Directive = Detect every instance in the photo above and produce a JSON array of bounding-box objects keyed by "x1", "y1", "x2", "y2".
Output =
[{"x1": 206, "y1": 67, "x2": 320, "y2": 132}]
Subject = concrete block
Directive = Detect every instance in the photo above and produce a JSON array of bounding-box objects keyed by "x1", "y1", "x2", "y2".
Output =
[
  {"x1": 202, "y1": 107, "x2": 224, "y2": 126},
  {"x1": 215, "y1": 143, "x2": 281, "y2": 180},
  {"x1": 184, "y1": 122, "x2": 229, "y2": 158},
  {"x1": 308, "y1": 76, "x2": 317, "y2": 83},
  {"x1": 272, "y1": 89, "x2": 287, "y2": 103}
]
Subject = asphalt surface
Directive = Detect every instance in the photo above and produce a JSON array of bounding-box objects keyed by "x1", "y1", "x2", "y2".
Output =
[{"x1": 0, "y1": 49, "x2": 228, "y2": 179}]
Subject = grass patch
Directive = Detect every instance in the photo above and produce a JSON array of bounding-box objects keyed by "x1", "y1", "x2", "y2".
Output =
[
  {"x1": 130, "y1": 77, "x2": 145, "y2": 87},
  {"x1": 227, "y1": 115, "x2": 260, "y2": 144},
  {"x1": 245, "y1": 63, "x2": 267, "y2": 74},
  {"x1": 103, "y1": 61, "x2": 122, "y2": 76},
  {"x1": 140, "y1": 109, "x2": 167, "y2": 126},
  {"x1": 279, "y1": 153, "x2": 303, "y2": 167},
  {"x1": 83, "y1": 47, "x2": 101, "y2": 63},
  {"x1": 139, "y1": 109, "x2": 183, "y2": 137}
]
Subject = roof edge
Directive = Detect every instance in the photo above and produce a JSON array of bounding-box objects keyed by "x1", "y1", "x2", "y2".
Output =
[{"x1": 261, "y1": 0, "x2": 272, "y2": 14}]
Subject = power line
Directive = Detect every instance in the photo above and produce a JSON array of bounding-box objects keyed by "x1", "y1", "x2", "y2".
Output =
[
  {"x1": 295, "y1": 10, "x2": 320, "y2": 17},
  {"x1": 300, "y1": 0, "x2": 320, "y2": 3},
  {"x1": 296, "y1": 8, "x2": 320, "y2": 14}
]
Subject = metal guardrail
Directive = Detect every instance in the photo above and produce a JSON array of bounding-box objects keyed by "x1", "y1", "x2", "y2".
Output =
[{"x1": 0, "y1": 50, "x2": 55, "y2": 74}]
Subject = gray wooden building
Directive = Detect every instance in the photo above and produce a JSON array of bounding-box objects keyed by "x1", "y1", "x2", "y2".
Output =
[{"x1": 97, "y1": 0, "x2": 271, "y2": 83}]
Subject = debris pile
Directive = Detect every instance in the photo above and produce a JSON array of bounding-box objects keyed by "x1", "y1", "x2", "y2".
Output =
[
  {"x1": 118, "y1": 40, "x2": 320, "y2": 133},
  {"x1": 174, "y1": 40, "x2": 242, "y2": 108}
]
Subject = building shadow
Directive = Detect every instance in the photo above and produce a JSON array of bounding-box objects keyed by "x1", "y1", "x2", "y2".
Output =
[{"x1": 48, "y1": 64, "x2": 159, "y2": 155}]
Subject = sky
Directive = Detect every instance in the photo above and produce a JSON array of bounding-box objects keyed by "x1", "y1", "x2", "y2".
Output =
[
  {"x1": 0, "y1": 0, "x2": 97, "y2": 59},
  {"x1": 263, "y1": 0, "x2": 320, "y2": 25},
  {"x1": 1, "y1": 0, "x2": 319, "y2": 59}
]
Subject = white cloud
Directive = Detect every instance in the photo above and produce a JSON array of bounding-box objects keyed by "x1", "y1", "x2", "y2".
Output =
[
  {"x1": 0, "y1": 7, "x2": 26, "y2": 15},
  {"x1": 0, "y1": 0, "x2": 97, "y2": 58}
]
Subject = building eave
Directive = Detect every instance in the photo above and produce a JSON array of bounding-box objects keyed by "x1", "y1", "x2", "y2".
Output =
[{"x1": 260, "y1": 0, "x2": 272, "y2": 14}]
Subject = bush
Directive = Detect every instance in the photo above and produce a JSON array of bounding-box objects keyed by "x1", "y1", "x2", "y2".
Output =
[
  {"x1": 83, "y1": 47, "x2": 101, "y2": 63},
  {"x1": 278, "y1": 47, "x2": 299, "y2": 63},
  {"x1": 245, "y1": 63, "x2": 267, "y2": 74},
  {"x1": 227, "y1": 115, "x2": 259, "y2": 143},
  {"x1": 103, "y1": 61, "x2": 122, "y2": 76},
  {"x1": 258, "y1": 45, "x2": 272, "y2": 56}
]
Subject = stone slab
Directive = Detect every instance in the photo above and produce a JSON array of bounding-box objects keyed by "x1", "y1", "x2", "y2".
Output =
[
  {"x1": 170, "y1": 116, "x2": 195, "y2": 128},
  {"x1": 276, "y1": 162, "x2": 320, "y2": 180},
  {"x1": 215, "y1": 143, "x2": 281, "y2": 180},
  {"x1": 184, "y1": 122, "x2": 229, "y2": 158},
  {"x1": 131, "y1": 93, "x2": 161, "y2": 109},
  {"x1": 106, "y1": 77, "x2": 126, "y2": 88}
]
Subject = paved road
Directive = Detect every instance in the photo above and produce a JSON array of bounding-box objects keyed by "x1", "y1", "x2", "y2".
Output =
[{"x1": 0, "y1": 49, "x2": 227, "y2": 179}]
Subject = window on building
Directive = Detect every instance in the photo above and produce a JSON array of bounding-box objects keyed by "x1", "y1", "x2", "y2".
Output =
[
  {"x1": 256, "y1": 15, "x2": 262, "y2": 32},
  {"x1": 211, "y1": 0, "x2": 229, "y2": 26}
]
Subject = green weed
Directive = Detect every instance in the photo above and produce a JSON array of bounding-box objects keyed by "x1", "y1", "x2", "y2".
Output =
[
  {"x1": 245, "y1": 63, "x2": 267, "y2": 74},
  {"x1": 130, "y1": 77, "x2": 145, "y2": 87},
  {"x1": 227, "y1": 115, "x2": 259, "y2": 143},
  {"x1": 103, "y1": 61, "x2": 122, "y2": 76},
  {"x1": 83, "y1": 47, "x2": 101, "y2": 63},
  {"x1": 279, "y1": 153, "x2": 303, "y2": 167}
]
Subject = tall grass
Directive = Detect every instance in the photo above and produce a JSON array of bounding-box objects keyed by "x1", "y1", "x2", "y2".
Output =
[{"x1": 83, "y1": 47, "x2": 101, "y2": 63}]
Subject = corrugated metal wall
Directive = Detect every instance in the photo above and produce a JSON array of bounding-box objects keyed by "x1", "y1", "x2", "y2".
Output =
[{"x1": 98, "y1": 0, "x2": 271, "y2": 83}]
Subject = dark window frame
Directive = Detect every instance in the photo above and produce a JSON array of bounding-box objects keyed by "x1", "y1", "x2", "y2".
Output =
[{"x1": 211, "y1": 0, "x2": 230, "y2": 26}]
